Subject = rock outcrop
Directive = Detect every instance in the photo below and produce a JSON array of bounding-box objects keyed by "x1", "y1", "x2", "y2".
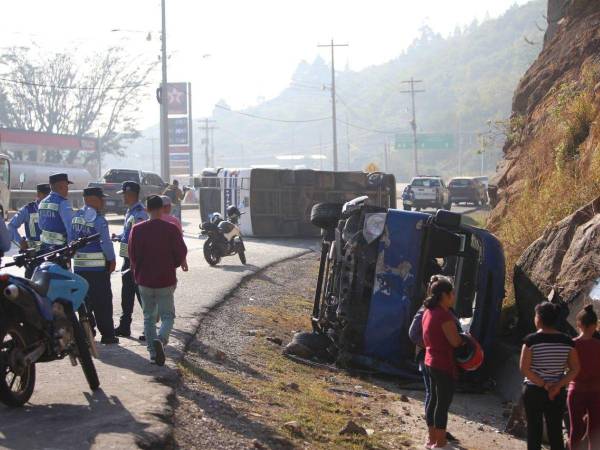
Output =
[
  {"x1": 514, "y1": 196, "x2": 600, "y2": 334},
  {"x1": 489, "y1": 0, "x2": 600, "y2": 226},
  {"x1": 545, "y1": 0, "x2": 570, "y2": 44},
  {"x1": 489, "y1": 0, "x2": 600, "y2": 332}
]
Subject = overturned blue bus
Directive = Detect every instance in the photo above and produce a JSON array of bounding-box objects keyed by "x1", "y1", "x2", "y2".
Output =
[{"x1": 289, "y1": 197, "x2": 505, "y2": 378}]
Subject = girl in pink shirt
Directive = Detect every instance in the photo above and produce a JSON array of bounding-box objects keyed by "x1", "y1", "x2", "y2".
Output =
[{"x1": 568, "y1": 305, "x2": 600, "y2": 450}]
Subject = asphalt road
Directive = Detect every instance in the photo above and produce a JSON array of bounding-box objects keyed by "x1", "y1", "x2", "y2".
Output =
[{"x1": 0, "y1": 210, "x2": 316, "y2": 450}]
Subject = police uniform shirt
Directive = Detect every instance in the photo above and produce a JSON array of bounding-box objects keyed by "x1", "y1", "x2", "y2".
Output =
[
  {"x1": 38, "y1": 192, "x2": 74, "y2": 247},
  {"x1": 8, "y1": 201, "x2": 42, "y2": 249},
  {"x1": 117, "y1": 201, "x2": 148, "y2": 258},
  {"x1": 71, "y1": 205, "x2": 115, "y2": 271},
  {"x1": 0, "y1": 220, "x2": 11, "y2": 253}
]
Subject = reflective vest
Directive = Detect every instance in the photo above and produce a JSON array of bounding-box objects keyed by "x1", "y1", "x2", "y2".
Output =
[
  {"x1": 71, "y1": 207, "x2": 106, "y2": 271},
  {"x1": 38, "y1": 192, "x2": 69, "y2": 247},
  {"x1": 23, "y1": 202, "x2": 42, "y2": 249},
  {"x1": 119, "y1": 202, "x2": 148, "y2": 258}
]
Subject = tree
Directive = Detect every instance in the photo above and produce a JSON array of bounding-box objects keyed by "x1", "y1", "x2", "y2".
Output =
[{"x1": 0, "y1": 46, "x2": 156, "y2": 165}]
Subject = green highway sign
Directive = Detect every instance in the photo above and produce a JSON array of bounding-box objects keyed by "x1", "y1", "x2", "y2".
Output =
[{"x1": 395, "y1": 133, "x2": 455, "y2": 150}]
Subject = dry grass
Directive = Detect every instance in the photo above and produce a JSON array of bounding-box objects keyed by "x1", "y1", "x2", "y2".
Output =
[
  {"x1": 491, "y1": 61, "x2": 600, "y2": 318},
  {"x1": 180, "y1": 292, "x2": 415, "y2": 450}
]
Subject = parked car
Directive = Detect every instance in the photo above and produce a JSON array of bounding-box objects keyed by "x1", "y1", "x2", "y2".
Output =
[
  {"x1": 402, "y1": 176, "x2": 451, "y2": 211},
  {"x1": 286, "y1": 196, "x2": 505, "y2": 379},
  {"x1": 88, "y1": 169, "x2": 167, "y2": 214},
  {"x1": 448, "y1": 177, "x2": 487, "y2": 206}
]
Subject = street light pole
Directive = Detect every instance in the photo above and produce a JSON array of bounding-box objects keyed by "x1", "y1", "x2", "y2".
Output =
[{"x1": 159, "y1": 0, "x2": 170, "y2": 181}]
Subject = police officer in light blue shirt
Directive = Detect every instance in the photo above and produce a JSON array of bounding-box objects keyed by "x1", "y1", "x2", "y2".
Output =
[
  {"x1": 38, "y1": 173, "x2": 74, "y2": 258},
  {"x1": 113, "y1": 181, "x2": 149, "y2": 338},
  {"x1": 8, "y1": 183, "x2": 51, "y2": 277},
  {"x1": 71, "y1": 187, "x2": 118, "y2": 345}
]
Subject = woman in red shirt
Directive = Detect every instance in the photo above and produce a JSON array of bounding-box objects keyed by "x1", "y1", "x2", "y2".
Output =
[
  {"x1": 422, "y1": 277, "x2": 462, "y2": 449},
  {"x1": 568, "y1": 305, "x2": 600, "y2": 450}
]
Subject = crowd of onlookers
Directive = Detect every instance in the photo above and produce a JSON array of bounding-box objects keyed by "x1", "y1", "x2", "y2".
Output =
[{"x1": 410, "y1": 275, "x2": 599, "y2": 450}]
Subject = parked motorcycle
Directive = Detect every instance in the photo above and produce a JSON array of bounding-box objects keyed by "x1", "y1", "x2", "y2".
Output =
[
  {"x1": 200, "y1": 205, "x2": 246, "y2": 266},
  {"x1": 0, "y1": 234, "x2": 101, "y2": 407}
]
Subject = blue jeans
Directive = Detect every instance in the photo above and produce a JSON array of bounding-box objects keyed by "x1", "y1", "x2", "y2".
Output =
[
  {"x1": 139, "y1": 285, "x2": 176, "y2": 357},
  {"x1": 172, "y1": 204, "x2": 182, "y2": 221}
]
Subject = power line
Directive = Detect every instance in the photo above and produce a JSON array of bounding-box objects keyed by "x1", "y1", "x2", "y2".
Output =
[
  {"x1": 337, "y1": 118, "x2": 397, "y2": 135},
  {"x1": 335, "y1": 93, "x2": 398, "y2": 135},
  {"x1": 0, "y1": 75, "x2": 151, "y2": 91},
  {"x1": 214, "y1": 104, "x2": 330, "y2": 123}
]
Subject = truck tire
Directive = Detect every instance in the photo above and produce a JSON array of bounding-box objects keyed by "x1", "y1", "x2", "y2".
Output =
[{"x1": 310, "y1": 203, "x2": 343, "y2": 229}]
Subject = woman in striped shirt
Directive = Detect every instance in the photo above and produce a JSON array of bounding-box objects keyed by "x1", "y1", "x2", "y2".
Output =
[{"x1": 520, "y1": 302, "x2": 580, "y2": 450}]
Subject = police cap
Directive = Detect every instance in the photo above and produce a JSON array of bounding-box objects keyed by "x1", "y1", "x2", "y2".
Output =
[
  {"x1": 83, "y1": 187, "x2": 109, "y2": 198},
  {"x1": 36, "y1": 183, "x2": 51, "y2": 195},
  {"x1": 49, "y1": 173, "x2": 73, "y2": 184},
  {"x1": 116, "y1": 181, "x2": 141, "y2": 195}
]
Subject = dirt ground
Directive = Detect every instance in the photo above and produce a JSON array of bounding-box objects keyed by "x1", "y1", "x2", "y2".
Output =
[{"x1": 173, "y1": 253, "x2": 526, "y2": 450}]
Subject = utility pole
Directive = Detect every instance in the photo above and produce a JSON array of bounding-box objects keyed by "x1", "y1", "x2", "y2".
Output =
[
  {"x1": 319, "y1": 129, "x2": 323, "y2": 170},
  {"x1": 198, "y1": 119, "x2": 217, "y2": 168},
  {"x1": 210, "y1": 127, "x2": 215, "y2": 167},
  {"x1": 148, "y1": 137, "x2": 159, "y2": 172},
  {"x1": 159, "y1": 0, "x2": 170, "y2": 180},
  {"x1": 96, "y1": 131, "x2": 102, "y2": 178},
  {"x1": 345, "y1": 112, "x2": 351, "y2": 170},
  {"x1": 318, "y1": 39, "x2": 348, "y2": 172},
  {"x1": 400, "y1": 78, "x2": 425, "y2": 177},
  {"x1": 383, "y1": 141, "x2": 389, "y2": 173},
  {"x1": 457, "y1": 116, "x2": 462, "y2": 176}
]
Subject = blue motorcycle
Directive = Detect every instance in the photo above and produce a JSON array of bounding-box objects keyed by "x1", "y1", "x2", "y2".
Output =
[{"x1": 0, "y1": 234, "x2": 100, "y2": 407}]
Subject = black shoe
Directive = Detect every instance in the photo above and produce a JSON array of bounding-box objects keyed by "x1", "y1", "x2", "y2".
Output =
[
  {"x1": 101, "y1": 336, "x2": 120, "y2": 345},
  {"x1": 138, "y1": 334, "x2": 146, "y2": 342},
  {"x1": 153, "y1": 339, "x2": 165, "y2": 366},
  {"x1": 114, "y1": 326, "x2": 131, "y2": 337}
]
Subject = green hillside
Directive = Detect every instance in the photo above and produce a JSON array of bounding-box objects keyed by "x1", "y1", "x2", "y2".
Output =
[{"x1": 207, "y1": 0, "x2": 545, "y2": 181}]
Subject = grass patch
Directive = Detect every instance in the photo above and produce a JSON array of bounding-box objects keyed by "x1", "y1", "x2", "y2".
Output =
[
  {"x1": 490, "y1": 61, "x2": 600, "y2": 324},
  {"x1": 462, "y1": 209, "x2": 489, "y2": 228},
  {"x1": 180, "y1": 292, "x2": 413, "y2": 449}
]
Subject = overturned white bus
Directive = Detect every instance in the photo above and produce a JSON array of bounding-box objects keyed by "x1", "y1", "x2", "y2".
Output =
[{"x1": 195, "y1": 168, "x2": 397, "y2": 237}]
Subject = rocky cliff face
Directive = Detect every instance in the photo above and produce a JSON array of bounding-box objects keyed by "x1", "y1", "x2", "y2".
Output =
[
  {"x1": 490, "y1": 0, "x2": 600, "y2": 331},
  {"x1": 544, "y1": 0, "x2": 570, "y2": 43},
  {"x1": 491, "y1": 0, "x2": 600, "y2": 224}
]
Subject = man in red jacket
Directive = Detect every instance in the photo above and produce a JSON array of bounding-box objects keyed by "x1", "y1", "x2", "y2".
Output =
[{"x1": 128, "y1": 195, "x2": 188, "y2": 365}]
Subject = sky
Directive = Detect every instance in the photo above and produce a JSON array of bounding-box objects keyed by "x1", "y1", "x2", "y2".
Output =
[{"x1": 0, "y1": 0, "x2": 532, "y2": 128}]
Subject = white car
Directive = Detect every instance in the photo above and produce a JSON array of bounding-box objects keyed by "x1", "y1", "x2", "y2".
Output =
[{"x1": 403, "y1": 176, "x2": 451, "y2": 211}]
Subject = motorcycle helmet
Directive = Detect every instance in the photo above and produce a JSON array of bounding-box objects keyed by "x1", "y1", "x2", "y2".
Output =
[
  {"x1": 227, "y1": 205, "x2": 241, "y2": 220},
  {"x1": 454, "y1": 333, "x2": 484, "y2": 371},
  {"x1": 210, "y1": 212, "x2": 223, "y2": 224}
]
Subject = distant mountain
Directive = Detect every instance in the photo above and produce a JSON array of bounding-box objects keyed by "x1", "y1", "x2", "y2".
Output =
[{"x1": 120, "y1": 0, "x2": 545, "y2": 182}]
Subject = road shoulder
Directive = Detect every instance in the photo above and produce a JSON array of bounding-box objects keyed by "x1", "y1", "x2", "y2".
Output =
[{"x1": 174, "y1": 253, "x2": 525, "y2": 450}]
